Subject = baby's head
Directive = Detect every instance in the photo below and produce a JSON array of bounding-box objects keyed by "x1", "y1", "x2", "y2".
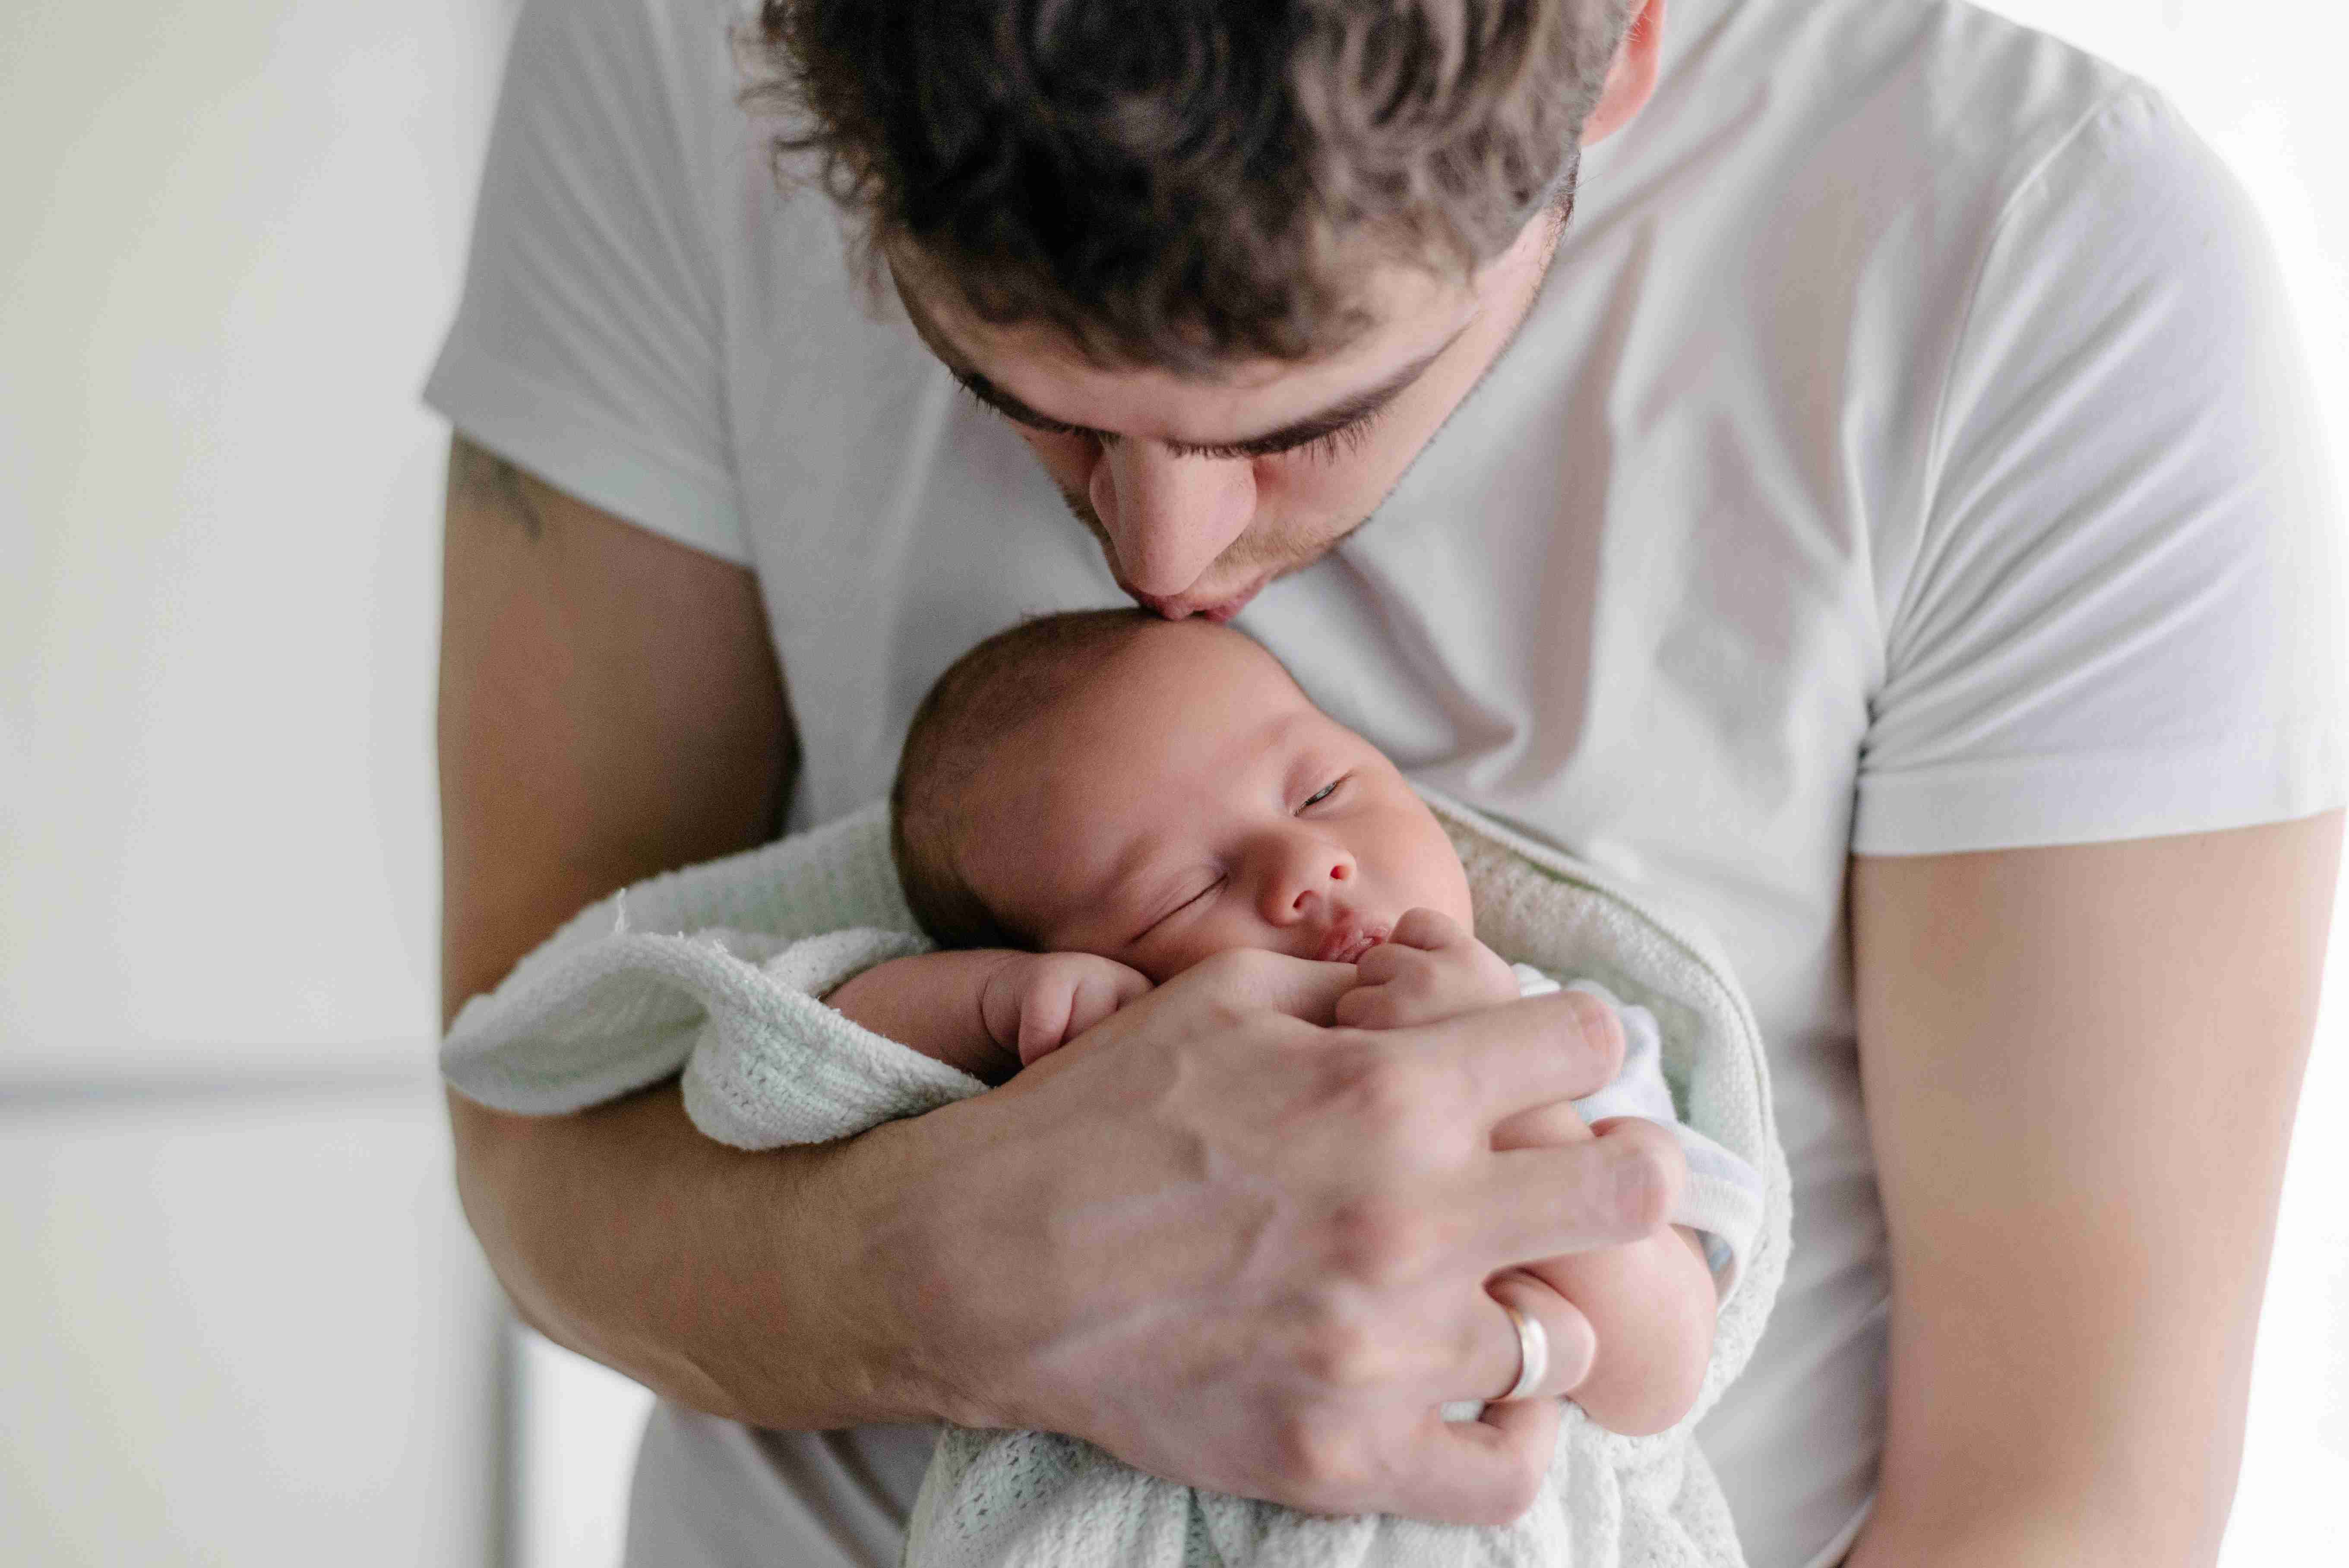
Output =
[{"x1": 892, "y1": 610, "x2": 1473, "y2": 984}]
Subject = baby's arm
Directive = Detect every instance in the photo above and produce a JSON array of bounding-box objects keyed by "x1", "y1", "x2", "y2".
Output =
[
  {"x1": 1498, "y1": 1109, "x2": 1716, "y2": 1435},
  {"x1": 825, "y1": 949, "x2": 1150, "y2": 1083},
  {"x1": 1340, "y1": 910, "x2": 1717, "y2": 1436}
]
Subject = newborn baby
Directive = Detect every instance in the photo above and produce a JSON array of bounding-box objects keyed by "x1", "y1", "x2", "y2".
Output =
[{"x1": 828, "y1": 607, "x2": 1740, "y2": 1438}]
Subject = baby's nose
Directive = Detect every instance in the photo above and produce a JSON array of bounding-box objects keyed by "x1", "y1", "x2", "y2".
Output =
[{"x1": 1263, "y1": 837, "x2": 1354, "y2": 922}]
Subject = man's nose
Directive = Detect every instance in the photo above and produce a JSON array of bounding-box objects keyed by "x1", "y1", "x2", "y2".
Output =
[
  {"x1": 1256, "y1": 829, "x2": 1356, "y2": 925},
  {"x1": 1088, "y1": 440, "x2": 1257, "y2": 598}
]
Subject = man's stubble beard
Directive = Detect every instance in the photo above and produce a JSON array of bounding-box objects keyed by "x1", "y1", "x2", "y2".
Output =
[{"x1": 1052, "y1": 481, "x2": 1368, "y2": 597}]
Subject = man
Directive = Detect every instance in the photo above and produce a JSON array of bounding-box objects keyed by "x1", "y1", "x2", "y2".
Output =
[{"x1": 430, "y1": 1, "x2": 2343, "y2": 1563}]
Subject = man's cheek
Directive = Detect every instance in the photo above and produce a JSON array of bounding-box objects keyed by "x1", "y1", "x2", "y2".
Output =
[{"x1": 1017, "y1": 429, "x2": 1095, "y2": 490}]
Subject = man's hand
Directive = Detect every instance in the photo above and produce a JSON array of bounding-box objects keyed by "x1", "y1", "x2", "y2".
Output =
[
  {"x1": 980, "y1": 950, "x2": 1154, "y2": 1065},
  {"x1": 1337, "y1": 907, "x2": 1521, "y2": 1030},
  {"x1": 869, "y1": 946, "x2": 1680, "y2": 1524},
  {"x1": 1338, "y1": 909, "x2": 1706, "y2": 1438}
]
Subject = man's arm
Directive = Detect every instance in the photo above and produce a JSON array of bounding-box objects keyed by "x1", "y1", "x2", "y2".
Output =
[
  {"x1": 1845, "y1": 814, "x2": 2340, "y2": 1565},
  {"x1": 438, "y1": 437, "x2": 794, "y2": 1018},
  {"x1": 435, "y1": 438, "x2": 1677, "y2": 1518},
  {"x1": 438, "y1": 436, "x2": 927, "y2": 1423}
]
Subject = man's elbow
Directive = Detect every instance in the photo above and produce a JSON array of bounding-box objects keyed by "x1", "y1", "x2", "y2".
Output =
[{"x1": 443, "y1": 1089, "x2": 575, "y2": 1346}]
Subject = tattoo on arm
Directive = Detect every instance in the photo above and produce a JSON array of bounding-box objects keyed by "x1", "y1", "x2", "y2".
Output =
[{"x1": 450, "y1": 436, "x2": 551, "y2": 541}]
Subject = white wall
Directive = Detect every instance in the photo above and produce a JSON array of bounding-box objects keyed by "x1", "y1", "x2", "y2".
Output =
[
  {"x1": 1, "y1": 2, "x2": 504, "y2": 1076},
  {"x1": 2, "y1": 0, "x2": 515, "y2": 1561},
  {"x1": 0, "y1": 1095, "x2": 504, "y2": 1565}
]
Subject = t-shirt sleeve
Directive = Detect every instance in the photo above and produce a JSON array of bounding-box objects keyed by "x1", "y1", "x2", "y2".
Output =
[
  {"x1": 423, "y1": 0, "x2": 751, "y2": 564},
  {"x1": 1855, "y1": 88, "x2": 2345, "y2": 855}
]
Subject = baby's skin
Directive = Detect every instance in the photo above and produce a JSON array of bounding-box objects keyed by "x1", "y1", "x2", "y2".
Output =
[{"x1": 829, "y1": 618, "x2": 1716, "y2": 1437}]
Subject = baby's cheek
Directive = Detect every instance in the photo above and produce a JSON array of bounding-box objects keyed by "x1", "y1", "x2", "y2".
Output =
[{"x1": 1489, "y1": 1100, "x2": 1593, "y2": 1155}]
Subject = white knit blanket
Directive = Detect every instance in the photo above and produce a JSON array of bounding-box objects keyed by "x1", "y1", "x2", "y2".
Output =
[{"x1": 443, "y1": 789, "x2": 1790, "y2": 1568}]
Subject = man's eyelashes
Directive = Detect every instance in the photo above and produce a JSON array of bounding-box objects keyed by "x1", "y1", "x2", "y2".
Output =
[{"x1": 954, "y1": 376, "x2": 1388, "y2": 465}]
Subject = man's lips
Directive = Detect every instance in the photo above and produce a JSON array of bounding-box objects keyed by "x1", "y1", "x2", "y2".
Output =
[{"x1": 1318, "y1": 922, "x2": 1390, "y2": 965}]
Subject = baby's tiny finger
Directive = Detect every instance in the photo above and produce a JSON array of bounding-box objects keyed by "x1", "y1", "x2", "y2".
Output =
[
  {"x1": 1079, "y1": 968, "x2": 1147, "y2": 1031},
  {"x1": 1017, "y1": 984, "x2": 1076, "y2": 1065},
  {"x1": 1334, "y1": 983, "x2": 1397, "y2": 1030},
  {"x1": 1065, "y1": 985, "x2": 1116, "y2": 1040},
  {"x1": 1390, "y1": 907, "x2": 1468, "y2": 952},
  {"x1": 1353, "y1": 941, "x2": 1412, "y2": 986}
]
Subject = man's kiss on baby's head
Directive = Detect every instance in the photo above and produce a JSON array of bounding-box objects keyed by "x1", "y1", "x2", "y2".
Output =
[{"x1": 890, "y1": 608, "x2": 1475, "y2": 984}]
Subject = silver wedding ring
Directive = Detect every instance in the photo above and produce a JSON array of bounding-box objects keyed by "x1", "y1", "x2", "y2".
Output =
[{"x1": 1496, "y1": 1299, "x2": 1549, "y2": 1403}]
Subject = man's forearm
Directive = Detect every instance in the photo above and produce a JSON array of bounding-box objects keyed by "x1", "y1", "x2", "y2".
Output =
[{"x1": 448, "y1": 1080, "x2": 960, "y2": 1430}]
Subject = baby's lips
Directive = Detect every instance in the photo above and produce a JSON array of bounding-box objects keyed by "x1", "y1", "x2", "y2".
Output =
[{"x1": 1317, "y1": 920, "x2": 1392, "y2": 965}]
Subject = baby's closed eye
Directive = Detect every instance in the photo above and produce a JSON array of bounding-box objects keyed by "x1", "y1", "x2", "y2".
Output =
[{"x1": 1129, "y1": 874, "x2": 1224, "y2": 945}]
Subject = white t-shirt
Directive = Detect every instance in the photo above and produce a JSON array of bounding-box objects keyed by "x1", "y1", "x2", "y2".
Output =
[{"x1": 425, "y1": 0, "x2": 2346, "y2": 1563}]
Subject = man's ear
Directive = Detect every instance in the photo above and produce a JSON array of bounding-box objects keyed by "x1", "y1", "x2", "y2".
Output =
[{"x1": 1581, "y1": 0, "x2": 1666, "y2": 146}]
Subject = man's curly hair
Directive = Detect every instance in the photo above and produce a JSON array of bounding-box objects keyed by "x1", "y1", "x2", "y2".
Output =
[{"x1": 741, "y1": 1, "x2": 1636, "y2": 370}]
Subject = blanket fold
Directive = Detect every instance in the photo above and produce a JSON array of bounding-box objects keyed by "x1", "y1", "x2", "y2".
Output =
[{"x1": 443, "y1": 790, "x2": 1790, "y2": 1568}]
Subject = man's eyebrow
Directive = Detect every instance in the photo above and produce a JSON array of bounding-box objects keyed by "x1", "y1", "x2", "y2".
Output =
[{"x1": 946, "y1": 338, "x2": 1459, "y2": 460}]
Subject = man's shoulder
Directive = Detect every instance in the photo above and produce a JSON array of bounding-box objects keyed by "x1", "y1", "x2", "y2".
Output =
[
  {"x1": 1653, "y1": 0, "x2": 2160, "y2": 206},
  {"x1": 1565, "y1": 0, "x2": 2232, "y2": 458}
]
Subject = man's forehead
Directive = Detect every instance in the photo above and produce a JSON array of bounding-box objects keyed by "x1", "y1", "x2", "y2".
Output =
[{"x1": 889, "y1": 251, "x2": 1483, "y2": 452}]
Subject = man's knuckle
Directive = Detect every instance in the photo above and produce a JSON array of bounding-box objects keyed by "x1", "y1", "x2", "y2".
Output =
[
  {"x1": 1291, "y1": 1304, "x2": 1390, "y2": 1391},
  {"x1": 1222, "y1": 947, "x2": 1285, "y2": 982},
  {"x1": 1322, "y1": 1044, "x2": 1426, "y2": 1132},
  {"x1": 1323, "y1": 1189, "x2": 1432, "y2": 1288},
  {"x1": 1614, "y1": 1132, "x2": 1680, "y2": 1230},
  {"x1": 1271, "y1": 1414, "x2": 1370, "y2": 1505}
]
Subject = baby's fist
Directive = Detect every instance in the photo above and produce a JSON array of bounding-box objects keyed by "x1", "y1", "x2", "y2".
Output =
[
  {"x1": 1336, "y1": 908, "x2": 1520, "y2": 1030},
  {"x1": 981, "y1": 952, "x2": 1152, "y2": 1066}
]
